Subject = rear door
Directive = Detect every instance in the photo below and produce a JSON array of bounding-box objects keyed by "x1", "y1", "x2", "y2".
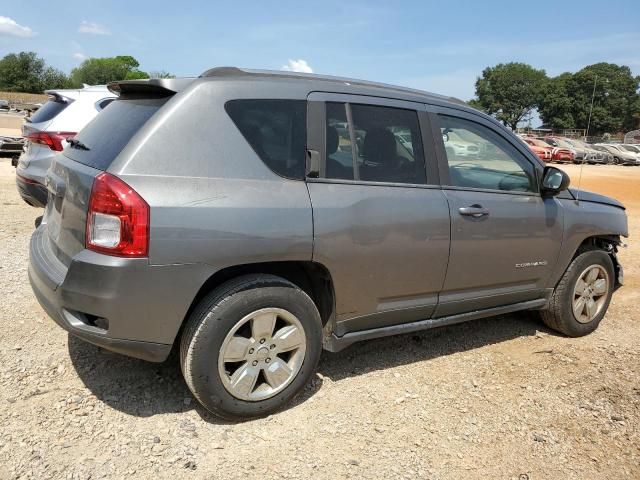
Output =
[
  {"x1": 428, "y1": 107, "x2": 563, "y2": 316},
  {"x1": 306, "y1": 93, "x2": 450, "y2": 336}
]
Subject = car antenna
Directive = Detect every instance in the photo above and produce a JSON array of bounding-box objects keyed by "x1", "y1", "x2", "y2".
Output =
[{"x1": 576, "y1": 73, "x2": 598, "y2": 205}]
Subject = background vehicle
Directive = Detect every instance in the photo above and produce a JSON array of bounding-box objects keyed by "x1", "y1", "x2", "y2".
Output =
[
  {"x1": 595, "y1": 143, "x2": 640, "y2": 165},
  {"x1": 0, "y1": 99, "x2": 9, "y2": 112},
  {"x1": 565, "y1": 138, "x2": 608, "y2": 164},
  {"x1": 15, "y1": 85, "x2": 116, "y2": 207},
  {"x1": 542, "y1": 137, "x2": 584, "y2": 163},
  {"x1": 521, "y1": 137, "x2": 553, "y2": 162},
  {"x1": 620, "y1": 144, "x2": 640, "y2": 161},
  {"x1": 28, "y1": 69, "x2": 627, "y2": 420},
  {"x1": 594, "y1": 144, "x2": 638, "y2": 165}
]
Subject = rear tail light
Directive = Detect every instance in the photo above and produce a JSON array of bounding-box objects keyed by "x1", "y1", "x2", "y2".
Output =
[
  {"x1": 26, "y1": 131, "x2": 76, "y2": 151},
  {"x1": 86, "y1": 173, "x2": 149, "y2": 257}
]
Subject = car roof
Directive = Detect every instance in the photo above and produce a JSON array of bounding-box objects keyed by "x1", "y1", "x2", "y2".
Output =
[
  {"x1": 199, "y1": 66, "x2": 466, "y2": 105},
  {"x1": 110, "y1": 67, "x2": 469, "y2": 109}
]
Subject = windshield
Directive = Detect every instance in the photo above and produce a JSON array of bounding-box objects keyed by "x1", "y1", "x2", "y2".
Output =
[
  {"x1": 621, "y1": 145, "x2": 640, "y2": 153},
  {"x1": 526, "y1": 138, "x2": 549, "y2": 148},
  {"x1": 550, "y1": 138, "x2": 574, "y2": 149}
]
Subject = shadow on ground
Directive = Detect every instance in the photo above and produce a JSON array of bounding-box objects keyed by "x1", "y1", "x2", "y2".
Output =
[{"x1": 68, "y1": 310, "x2": 548, "y2": 422}]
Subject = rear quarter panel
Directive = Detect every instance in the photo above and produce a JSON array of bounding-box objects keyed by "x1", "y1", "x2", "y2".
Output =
[{"x1": 110, "y1": 80, "x2": 314, "y2": 267}]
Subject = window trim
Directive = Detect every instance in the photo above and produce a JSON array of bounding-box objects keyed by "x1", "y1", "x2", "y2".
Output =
[
  {"x1": 310, "y1": 93, "x2": 431, "y2": 187},
  {"x1": 428, "y1": 108, "x2": 543, "y2": 196},
  {"x1": 95, "y1": 97, "x2": 115, "y2": 111}
]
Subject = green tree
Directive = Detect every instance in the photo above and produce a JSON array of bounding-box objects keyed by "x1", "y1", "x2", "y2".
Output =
[
  {"x1": 70, "y1": 55, "x2": 148, "y2": 85},
  {"x1": 473, "y1": 62, "x2": 548, "y2": 130},
  {"x1": 539, "y1": 63, "x2": 640, "y2": 134},
  {"x1": 0, "y1": 51, "x2": 69, "y2": 92},
  {"x1": 148, "y1": 70, "x2": 175, "y2": 79},
  {"x1": 538, "y1": 73, "x2": 575, "y2": 129}
]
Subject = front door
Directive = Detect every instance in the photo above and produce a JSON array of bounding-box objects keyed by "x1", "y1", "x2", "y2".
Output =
[
  {"x1": 430, "y1": 109, "x2": 564, "y2": 316},
  {"x1": 305, "y1": 93, "x2": 450, "y2": 336}
]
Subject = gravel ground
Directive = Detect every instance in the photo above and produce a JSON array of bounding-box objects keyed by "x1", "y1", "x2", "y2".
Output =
[{"x1": 0, "y1": 160, "x2": 638, "y2": 480}]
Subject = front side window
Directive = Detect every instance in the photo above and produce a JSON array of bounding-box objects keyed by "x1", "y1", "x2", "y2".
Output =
[
  {"x1": 324, "y1": 103, "x2": 427, "y2": 185},
  {"x1": 226, "y1": 99, "x2": 306, "y2": 179},
  {"x1": 439, "y1": 115, "x2": 537, "y2": 193}
]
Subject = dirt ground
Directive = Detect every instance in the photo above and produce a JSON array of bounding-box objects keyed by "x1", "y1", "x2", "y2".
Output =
[{"x1": 0, "y1": 161, "x2": 638, "y2": 480}]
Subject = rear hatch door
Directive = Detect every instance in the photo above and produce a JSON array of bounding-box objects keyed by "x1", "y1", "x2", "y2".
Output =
[{"x1": 42, "y1": 92, "x2": 172, "y2": 269}]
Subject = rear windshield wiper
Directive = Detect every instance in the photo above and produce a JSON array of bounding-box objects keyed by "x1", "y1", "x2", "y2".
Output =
[{"x1": 67, "y1": 138, "x2": 90, "y2": 151}]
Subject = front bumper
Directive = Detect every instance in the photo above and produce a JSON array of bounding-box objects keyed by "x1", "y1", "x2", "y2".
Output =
[
  {"x1": 16, "y1": 174, "x2": 47, "y2": 208},
  {"x1": 28, "y1": 226, "x2": 214, "y2": 362}
]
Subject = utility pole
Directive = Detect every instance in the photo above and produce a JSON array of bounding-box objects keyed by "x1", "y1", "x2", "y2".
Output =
[{"x1": 585, "y1": 74, "x2": 597, "y2": 141}]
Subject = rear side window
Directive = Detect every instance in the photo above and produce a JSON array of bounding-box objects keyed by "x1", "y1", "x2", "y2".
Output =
[
  {"x1": 64, "y1": 98, "x2": 167, "y2": 170},
  {"x1": 29, "y1": 98, "x2": 71, "y2": 123},
  {"x1": 226, "y1": 100, "x2": 307, "y2": 179}
]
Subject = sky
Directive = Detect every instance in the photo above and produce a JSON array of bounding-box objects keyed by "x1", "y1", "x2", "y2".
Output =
[{"x1": 1, "y1": 0, "x2": 639, "y2": 105}]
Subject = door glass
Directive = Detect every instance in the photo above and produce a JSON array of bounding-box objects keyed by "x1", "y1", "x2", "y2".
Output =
[
  {"x1": 350, "y1": 104, "x2": 426, "y2": 184},
  {"x1": 324, "y1": 103, "x2": 427, "y2": 184},
  {"x1": 439, "y1": 115, "x2": 537, "y2": 192},
  {"x1": 326, "y1": 103, "x2": 355, "y2": 180}
]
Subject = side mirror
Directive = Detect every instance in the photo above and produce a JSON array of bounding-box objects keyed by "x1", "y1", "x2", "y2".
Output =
[{"x1": 541, "y1": 166, "x2": 570, "y2": 196}]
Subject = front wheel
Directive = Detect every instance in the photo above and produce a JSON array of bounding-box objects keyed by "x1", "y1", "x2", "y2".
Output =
[
  {"x1": 540, "y1": 250, "x2": 614, "y2": 337},
  {"x1": 180, "y1": 274, "x2": 323, "y2": 420}
]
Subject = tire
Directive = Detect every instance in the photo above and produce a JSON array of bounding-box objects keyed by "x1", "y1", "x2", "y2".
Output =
[
  {"x1": 180, "y1": 274, "x2": 323, "y2": 420},
  {"x1": 540, "y1": 250, "x2": 614, "y2": 337},
  {"x1": 613, "y1": 157, "x2": 620, "y2": 165}
]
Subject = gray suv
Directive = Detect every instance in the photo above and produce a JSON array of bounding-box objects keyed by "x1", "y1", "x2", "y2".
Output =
[{"x1": 28, "y1": 68, "x2": 628, "y2": 419}]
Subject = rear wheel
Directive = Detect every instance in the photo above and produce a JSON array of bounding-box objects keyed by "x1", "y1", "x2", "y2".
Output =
[
  {"x1": 180, "y1": 274, "x2": 323, "y2": 420},
  {"x1": 540, "y1": 250, "x2": 614, "y2": 337}
]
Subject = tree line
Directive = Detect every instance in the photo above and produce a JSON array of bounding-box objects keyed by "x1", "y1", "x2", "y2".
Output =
[
  {"x1": 0, "y1": 51, "x2": 173, "y2": 94},
  {"x1": 470, "y1": 62, "x2": 640, "y2": 135},
  {"x1": 2, "y1": 51, "x2": 638, "y2": 135}
]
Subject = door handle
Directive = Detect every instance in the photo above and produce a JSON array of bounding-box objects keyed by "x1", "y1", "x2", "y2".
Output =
[{"x1": 458, "y1": 204, "x2": 489, "y2": 217}]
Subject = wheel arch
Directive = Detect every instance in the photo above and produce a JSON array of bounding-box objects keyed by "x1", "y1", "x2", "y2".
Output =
[
  {"x1": 551, "y1": 234, "x2": 624, "y2": 291},
  {"x1": 174, "y1": 261, "x2": 336, "y2": 348}
]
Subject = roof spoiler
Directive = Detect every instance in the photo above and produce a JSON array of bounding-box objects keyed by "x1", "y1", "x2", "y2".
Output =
[
  {"x1": 107, "y1": 78, "x2": 194, "y2": 97},
  {"x1": 43, "y1": 90, "x2": 74, "y2": 103}
]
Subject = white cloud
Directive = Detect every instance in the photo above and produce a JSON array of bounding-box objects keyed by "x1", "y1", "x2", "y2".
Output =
[
  {"x1": 0, "y1": 16, "x2": 35, "y2": 37},
  {"x1": 281, "y1": 59, "x2": 313, "y2": 73},
  {"x1": 78, "y1": 20, "x2": 110, "y2": 35},
  {"x1": 73, "y1": 52, "x2": 87, "y2": 62}
]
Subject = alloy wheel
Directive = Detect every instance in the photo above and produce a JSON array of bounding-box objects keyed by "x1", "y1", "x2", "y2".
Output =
[
  {"x1": 218, "y1": 308, "x2": 306, "y2": 401},
  {"x1": 572, "y1": 265, "x2": 610, "y2": 324}
]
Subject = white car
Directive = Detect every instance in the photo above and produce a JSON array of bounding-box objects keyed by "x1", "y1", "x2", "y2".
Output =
[
  {"x1": 620, "y1": 144, "x2": 640, "y2": 160},
  {"x1": 15, "y1": 85, "x2": 116, "y2": 207}
]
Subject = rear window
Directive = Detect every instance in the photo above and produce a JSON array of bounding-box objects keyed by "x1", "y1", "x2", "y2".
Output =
[
  {"x1": 29, "y1": 98, "x2": 71, "y2": 123},
  {"x1": 225, "y1": 99, "x2": 307, "y2": 179},
  {"x1": 64, "y1": 97, "x2": 166, "y2": 170}
]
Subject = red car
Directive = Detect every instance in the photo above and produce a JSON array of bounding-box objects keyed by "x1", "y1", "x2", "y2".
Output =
[
  {"x1": 527, "y1": 137, "x2": 574, "y2": 163},
  {"x1": 522, "y1": 137, "x2": 553, "y2": 162}
]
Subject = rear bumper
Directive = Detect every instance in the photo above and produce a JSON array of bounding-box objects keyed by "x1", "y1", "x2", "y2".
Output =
[
  {"x1": 16, "y1": 174, "x2": 47, "y2": 208},
  {"x1": 28, "y1": 226, "x2": 214, "y2": 362}
]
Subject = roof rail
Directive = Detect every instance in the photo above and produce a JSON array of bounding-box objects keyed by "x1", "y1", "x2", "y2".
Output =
[{"x1": 199, "y1": 66, "x2": 465, "y2": 105}]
